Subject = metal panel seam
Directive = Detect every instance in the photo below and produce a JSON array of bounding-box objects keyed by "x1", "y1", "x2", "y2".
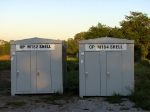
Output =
[{"x1": 99, "y1": 51, "x2": 101, "y2": 95}]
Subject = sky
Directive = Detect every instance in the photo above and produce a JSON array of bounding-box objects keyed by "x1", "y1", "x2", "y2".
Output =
[{"x1": 0, "y1": 0, "x2": 150, "y2": 41}]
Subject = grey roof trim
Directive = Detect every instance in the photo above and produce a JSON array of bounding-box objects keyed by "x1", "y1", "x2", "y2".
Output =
[
  {"x1": 79, "y1": 37, "x2": 134, "y2": 44},
  {"x1": 10, "y1": 37, "x2": 62, "y2": 44}
]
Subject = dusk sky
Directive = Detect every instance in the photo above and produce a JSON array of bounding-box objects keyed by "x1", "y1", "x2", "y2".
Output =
[{"x1": 0, "y1": 0, "x2": 150, "y2": 41}]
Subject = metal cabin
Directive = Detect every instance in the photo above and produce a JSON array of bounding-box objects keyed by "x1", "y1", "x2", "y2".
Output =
[
  {"x1": 10, "y1": 37, "x2": 66, "y2": 96},
  {"x1": 79, "y1": 37, "x2": 134, "y2": 97}
]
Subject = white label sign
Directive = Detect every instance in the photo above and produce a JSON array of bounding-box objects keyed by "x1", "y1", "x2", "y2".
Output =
[
  {"x1": 85, "y1": 44, "x2": 126, "y2": 51},
  {"x1": 16, "y1": 44, "x2": 55, "y2": 51}
]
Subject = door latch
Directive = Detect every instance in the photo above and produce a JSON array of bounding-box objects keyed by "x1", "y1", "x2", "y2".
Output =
[
  {"x1": 17, "y1": 70, "x2": 19, "y2": 77},
  {"x1": 37, "y1": 69, "x2": 39, "y2": 76},
  {"x1": 85, "y1": 71, "x2": 88, "y2": 77},
  {"x1": 107, "y1": 71, "x2": 110, "y2": 77}
]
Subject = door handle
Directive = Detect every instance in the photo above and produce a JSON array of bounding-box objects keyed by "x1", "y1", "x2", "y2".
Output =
[
  {"x1": 37, "y1": 69, "x2": 39, "y2": 76},
  {"x1": 17, "y1": 70, "x2": 19, "y2": 77},
  {"x1": 85, "y1": 71, "x2": 88, "y2": 77},
  {"x1": 107, "y1": 71, "x2": 110, "y2": 77},
  {"x1": 107, "y1": 71, "x2": 110, "y2": 74}
]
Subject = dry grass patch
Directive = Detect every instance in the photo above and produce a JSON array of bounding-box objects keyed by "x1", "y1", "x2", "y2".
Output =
[{"x1": 0, "y1": 55, "x2": 10, "y2": 60}]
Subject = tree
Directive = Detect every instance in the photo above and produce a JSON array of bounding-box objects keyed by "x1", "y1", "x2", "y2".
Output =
[
  {"x1": 85, "y1": 23, "x2": 112, "y2": 39},
  {"x1": 66, "y1": 38, "x2": 78, "y2": 55},
  {"x1": 108, "y1": 27, "x2": 124, "y2": 38},
  {"x1": 74, "y1": 32, "x2": 87, "y2": 45},
  {"x1": 3, "y1": 41, "x2": 10, "y2": 55},
  {"x1": 120, "y1": 11, "x2": 150, "y2": 60},
  {"x1": 0, "y1": 40, "x2": 10, "y2": 56}
]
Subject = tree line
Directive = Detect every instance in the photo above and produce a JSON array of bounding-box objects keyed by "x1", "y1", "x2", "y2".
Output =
[
  {"x1": 66, "y1": 11, "x2": 150, "y2": 61},
  {"x1": 0, "y1": 40, "x2": 10, "y2": 56},
  {"x1": 1, "y1": 11, "x2": 150, "y2": 61}
]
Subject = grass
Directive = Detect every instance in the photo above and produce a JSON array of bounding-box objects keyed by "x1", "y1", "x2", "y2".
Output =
[
  {"x1": 0, "y1": 55, "x2": 10, "y2": 60},
  {"x1": 120, "y1": 107, "x2": 130, "y2": 110},
  {"x1": 42, "y1": 88, "x2": 78, "y2": 104},
  {"x1": 106, "y1": 107, "x2": 114, "y2": 111},
  {"x1": 34, "y1": 100, "x2": 41, "y2": 103},
  {"x1": 51, "y1": 101, "x2": 63, "y2": 106},
  {"x1": 0, "y1": 82, "x2": 11, "y2": 91},
  {"x1": 67, "y1": 71, "x2": 79, "y2": 87},
  {"x1": 0, "y1": 106, "x2": 8, "y2": 109},
  {"x1": 129, "y1": 60, "x2": 150, "y2": 110},
  {"x1": 43, "y1": 92, "x2": 63, "y2": 103},
  {"x1": 69, "y1": 57, "x2": 150, "y2": 111},
  {"x1": 67, "y1": 55, "x2": 78, "y2": 61},
  {"x1": 105, "y1": 93, "x2": 124, "y2": 104},
  {"x1": 6, "y1": 101, "x2": 26, "y2": 106},
  {"x1": 0, "y1": 60, "x2": 11, "y2": 71},
  {"x1": 67, "y1": 55, "x2": 79, "y2": 87},
  {"x1": 1, "y1": 54, "x2": 149, "y2": 110}
]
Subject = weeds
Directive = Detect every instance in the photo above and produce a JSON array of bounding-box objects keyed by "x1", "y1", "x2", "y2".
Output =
[
  {"x1": 67, "y1": 55, "x2": 79, "y2": 87},
  {"x1": 105, "y1": 93, "x2": 124, "y2": 104},
  {"x1": 106, "y1": 107, "x2": 114, "y2": 111},
  {"x1": 1, "y1": 92, "x2": 11, "y2": 96},
  {"x1": 51, "y1": 101, "x2": 63, "y2": 106},
  {"x1": 67, "y1": 71, "x2": 79, "y2": 87},
  {"x1": 120, "y1": 107, "x2": 130, "y2": 110},
  {"x1": 0, "y1": 106, "x2": 8, "y2": 109},
  {"x1": 0, "y1": 60, "x2": 10, "y2": 71},
  {"x1": 4, "y1": 82, "x2": 11, "y2": 88},
  {"x1": 129, "y1": 60, "x2": 150, "y2": 110},
  {"x1": 42, "y1": 92, "x2": 63, "y2": 103},
  {"x1": 42, "y1": 88, "x2": 78, "y2": 104},
  {"x1": 0, "y1": 82, "x2": 11, "y2": 91},
  {"x1": 67, "y1": 60, "x2": 78, "y2": 72},
  {"x1": 6, "y1": 101, "x2": 26, "y2": 106},
  {"x1": 34, "y1": 100, "x2": 41, "y2": 103}
]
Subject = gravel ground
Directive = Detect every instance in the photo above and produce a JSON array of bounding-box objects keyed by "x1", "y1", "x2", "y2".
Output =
[
  {"x1": 0, "y1": 71, "x2": 147, "y2": 112},
  {"x1": 0, "y1": 97, "x2": 146, "y2": 112}
]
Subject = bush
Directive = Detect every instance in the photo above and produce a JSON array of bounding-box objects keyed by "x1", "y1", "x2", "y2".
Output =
[
  {"x1": 137, "y1": 59, "x2": 150, "y2": 66},
  {"x1": 0, "y1": 60, "x2": 11, "y2": 71},
  {"x1": 66, "y1": 55, "x2": 79, "y2": 87},
  {"x1": 67, "y1": 55, "x2": 79, "y2": 72},
  {"x1": 129, "y1": 61, "x2": 150, "y2": 110},
  {"x1": 67, "y1": 71, "x2": 79, "y2": 87},
  {"x1": 105, "y1": 93, "x2": 123, "y2": 104},
  {"x1": 67, "y1": 61, "x2": 79, "y2": 72}
]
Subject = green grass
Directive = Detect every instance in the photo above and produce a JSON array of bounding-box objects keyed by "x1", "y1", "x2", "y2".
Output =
[
  {"x1": 42, "y1": 88, "x2": 78, "y2": 104},
  {"x1": 0, "y1": 82, "x2": 11, "y2": 91},
  {"x1": 106, "y1": 107, "x2": 114, "y2": 111},
  {"x1": 67, "y1": 55, "x2": 79, "y2": 87},
  {"x1": 129, "y1": 60, "x2": 150, "y2": 110},
  {"x1": 120, "y1": 107, "x2": 130, "y2": 110},
  {"x1": 0, "y1": 60, "x2": 10, "y2": 71},
  {"x1": 34, "y1": 100, "x2": 41, "y2": 103},
  {"x1": 105, "y1": 93, "x2": 124, "y2": 104},
  {"x1": 6, "y1": 101, "x2": 26, "y2": 106},
  {"x1": 67, "y1": 55, "x2": 78, "y2": 61},
  {"x1": 43, "y1": 92, "x2": 63, "y2": 103},
  {"x1": 51, "y1": 101, "x2": 63, "y2": 106},
  {"x1": 67, "y1": 71, "x2": 79, "y2": 87},
  {"x1": 2, "y1": 55, "x2": 150, "y2": 110},
  {"x1": 0, "y1": 106, "x2": 8, "y2": 109}
]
